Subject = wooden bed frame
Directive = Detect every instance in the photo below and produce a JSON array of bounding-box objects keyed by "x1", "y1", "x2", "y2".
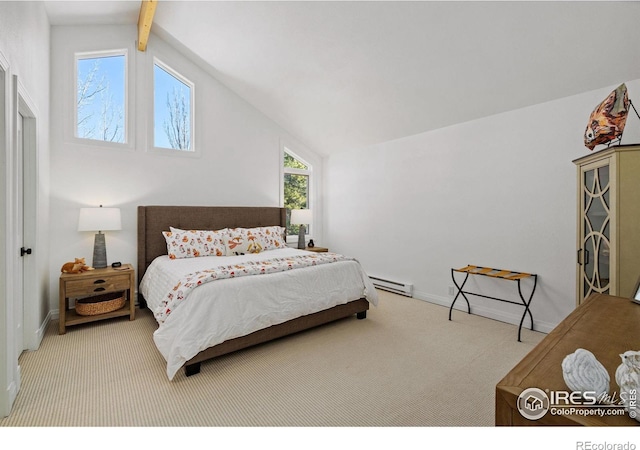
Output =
[{"x1": 137, "y1": 205, "x2": 369, "y2": 377}]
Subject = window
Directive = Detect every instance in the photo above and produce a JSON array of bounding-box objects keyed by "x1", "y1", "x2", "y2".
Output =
[
  {"x1": 75, "y1": 50, "x2": 127, "y2": 144},
  {"x1": 283, "y1": 149, "x2": 312, "y2": 236},
  {"x1": 153, "y1": 59, "x2": 194, "y2": 151}
]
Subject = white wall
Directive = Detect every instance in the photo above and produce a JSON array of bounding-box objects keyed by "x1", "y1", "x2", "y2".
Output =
[
  {"x1": 48, "y1": 25, "x2": 321, "y2": 308},
  {"x1": 0, "y1": 1, "x2": 50, "y2": 417},
  {"x1": 325, "y1": 79, "x2": 640, "y2": 333}
]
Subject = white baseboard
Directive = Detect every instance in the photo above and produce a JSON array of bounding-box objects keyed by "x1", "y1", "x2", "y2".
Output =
[
  {"x1": 412, "y1": 289, "x2": 556, "y2": 334},
  {"x1": 27, "y1": 310, "x2": 51, "y2": 351}
]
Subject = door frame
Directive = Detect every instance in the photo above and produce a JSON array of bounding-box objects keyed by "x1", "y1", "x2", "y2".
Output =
[
  {"x1": 0, "y1": 47, "x2": 11, "y2": 418},
  {"x1": 2, "y1": 74, "x2": 23, "y2": 411},
  {"x1": 15, "y1": 109, "x2": 23, "y2": 357}
]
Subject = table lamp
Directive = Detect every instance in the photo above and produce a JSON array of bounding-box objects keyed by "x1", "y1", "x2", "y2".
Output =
[
  {"x1": 78, "y1": 205, "x2": 121, "y2": 268},
  {"x1": 290, "y1": 209, "x2": 312, "y2": 250}
]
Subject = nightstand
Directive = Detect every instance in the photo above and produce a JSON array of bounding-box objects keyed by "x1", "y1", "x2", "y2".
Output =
[
  {"x1": 59, "y1": 264, "x2": 136, "y2": 334},
  {"x1": 306, "y1": 246, "x2": 328, "y2": 252}
]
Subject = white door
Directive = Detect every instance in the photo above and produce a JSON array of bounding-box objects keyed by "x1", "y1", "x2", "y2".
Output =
[{"x1": 19, "y1": 97, "x2": 37, "y2": 352}]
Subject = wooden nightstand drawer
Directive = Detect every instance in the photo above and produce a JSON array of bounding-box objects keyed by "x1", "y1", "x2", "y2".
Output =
[{"x1": 65, "y1": 274, "x2": 131, "y2": 297}]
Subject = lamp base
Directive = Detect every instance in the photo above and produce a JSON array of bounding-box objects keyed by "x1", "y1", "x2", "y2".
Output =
[
  {"x1": 92, "y1": 232, "x2": 107, "y2": 269},
  {"x1": 297, "y1": 225, "x2": 306, "y2": 249}
]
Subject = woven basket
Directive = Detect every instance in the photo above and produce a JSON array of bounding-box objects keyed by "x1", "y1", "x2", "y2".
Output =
[{"x1": 75, "y1": 291, "x2": 125, "y2": 316}]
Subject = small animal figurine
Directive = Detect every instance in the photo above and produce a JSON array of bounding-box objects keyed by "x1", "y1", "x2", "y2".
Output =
[
  {"x1": 584, "y1": 83, "x2": 630, "y2": 150},
  {"x1": 615, "y1": 350, "x2": 640, "y2": 422},
  {"x1": 61, "y1": 257, "x2": 94, "y2": 274},
  {"x1": 561, "y1": 348, "x2": 610, "y2": 399}
]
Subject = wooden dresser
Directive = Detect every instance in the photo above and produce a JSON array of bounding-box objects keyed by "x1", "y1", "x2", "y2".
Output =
[{"x1": 496, "y1": 293, "x2": 640, "y2": 426}]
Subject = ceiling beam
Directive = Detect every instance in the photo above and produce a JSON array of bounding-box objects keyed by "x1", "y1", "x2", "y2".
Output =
[{"x1": 137, "y1": 0, "x2": 157, "y2": 52}]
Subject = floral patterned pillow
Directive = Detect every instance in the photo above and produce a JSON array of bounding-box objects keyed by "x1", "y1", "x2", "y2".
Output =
[
  {"x1": 163, "y1": 229, "x2": 227, "y2": 259},
  {"x1": 253, "y1": 226, "x2": 287, "y2": 250}
]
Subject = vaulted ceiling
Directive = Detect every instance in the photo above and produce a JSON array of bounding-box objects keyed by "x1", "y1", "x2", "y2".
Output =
[{"x1": 44, "y1": 1, "x2": 640, "y2": 155}]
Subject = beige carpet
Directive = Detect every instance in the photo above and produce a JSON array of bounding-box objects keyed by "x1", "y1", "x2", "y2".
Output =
[{"x1": 0, "y1": 290, "x2": 544, "y2": 427}]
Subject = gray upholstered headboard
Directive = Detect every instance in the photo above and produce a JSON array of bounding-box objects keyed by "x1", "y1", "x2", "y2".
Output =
[{"x1": 137, "y1": 206, "x2": 287, "y2": 286}]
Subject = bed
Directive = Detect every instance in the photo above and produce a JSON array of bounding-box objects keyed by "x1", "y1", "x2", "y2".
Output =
[{"x1": 137, "y1": 205, "x2": 378, "y2": 380}]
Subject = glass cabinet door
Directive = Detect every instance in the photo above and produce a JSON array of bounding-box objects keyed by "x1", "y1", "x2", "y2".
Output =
[{"x1": 580, "y1": 162, "x2": 610, "y2": 301}]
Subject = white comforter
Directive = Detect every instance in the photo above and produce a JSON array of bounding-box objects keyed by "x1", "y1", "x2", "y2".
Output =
[{"x1": 139, "y1": 248, "x2": 378, "y2": 380}]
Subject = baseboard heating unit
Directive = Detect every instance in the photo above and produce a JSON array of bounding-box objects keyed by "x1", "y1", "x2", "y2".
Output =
[{"x1": 369, "y1": 276, "x2": 413, "y2": 297}]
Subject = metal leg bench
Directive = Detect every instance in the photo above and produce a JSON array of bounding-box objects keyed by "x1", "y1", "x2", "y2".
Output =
[{"x1": 448, "y1": 265, "x2": 537, "y2": 342}]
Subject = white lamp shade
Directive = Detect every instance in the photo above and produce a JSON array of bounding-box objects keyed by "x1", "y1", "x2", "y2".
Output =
[
  {"x1": 78, "y1": 207, "x2": 122, "y2": 232},
  {"x1": 290, "y1": 209, "x2": 312, "y2": 225}
]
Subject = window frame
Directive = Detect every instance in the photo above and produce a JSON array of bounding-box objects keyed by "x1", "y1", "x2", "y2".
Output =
[
  {"x1": 73, "y1": 49, "x2": 129, "y2": 149},
  {"x1": 149, "y1": 56, "x2": 197, "y2": 157}
]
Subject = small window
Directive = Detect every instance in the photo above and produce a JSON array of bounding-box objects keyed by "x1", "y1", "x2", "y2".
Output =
[
  {"x1": 283, "y1": 149, "x2": 312, "y2": 236},
  {"x1": 153, "y1": 59, "x2": 194, "y2": 151},
  {"x1": 75, "y1": 50, "x2": 126, "y2": 144}
]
